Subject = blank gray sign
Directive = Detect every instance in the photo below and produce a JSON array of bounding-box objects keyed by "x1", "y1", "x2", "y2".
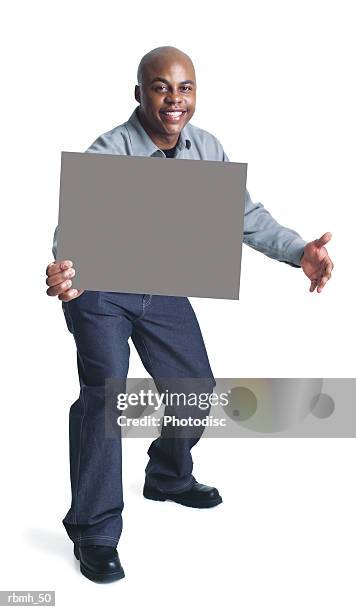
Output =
[{"x1": 56, "y1": 152, "x2": 247, "y2": 299}]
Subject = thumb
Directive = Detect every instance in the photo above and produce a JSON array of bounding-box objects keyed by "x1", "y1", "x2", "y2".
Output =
[{"x1": 315, "y1": 231, "x2": 332, "y2": 248}]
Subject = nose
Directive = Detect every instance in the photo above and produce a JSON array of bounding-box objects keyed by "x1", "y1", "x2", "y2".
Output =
[{"x1": 164, "y1": 89, "x2": 183, "y2": 105}]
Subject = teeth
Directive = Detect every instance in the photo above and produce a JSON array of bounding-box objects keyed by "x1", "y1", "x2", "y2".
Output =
[{"x1": 163, "y1": 111, "x2": 184, "y2": 116}]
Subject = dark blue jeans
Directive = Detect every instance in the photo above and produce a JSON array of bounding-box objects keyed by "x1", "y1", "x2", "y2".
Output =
[{"x1": 61, "y1": 290, "x2": 215, "y2": 547}]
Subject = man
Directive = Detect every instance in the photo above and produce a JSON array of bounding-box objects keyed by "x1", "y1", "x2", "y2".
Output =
[{"x1": 46, "y1": 46, "x2": 333, "y2": 583}]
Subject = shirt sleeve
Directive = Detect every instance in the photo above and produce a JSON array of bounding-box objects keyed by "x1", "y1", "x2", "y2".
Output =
[
  {"x1": 222, "y1": 149, "x2": 307, "y2": 268},
  {"x1": 51, "y1": 224, "x2": 59, "y2": 260}
]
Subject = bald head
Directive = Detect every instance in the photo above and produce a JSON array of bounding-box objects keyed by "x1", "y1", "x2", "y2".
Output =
[
  {"x1": 137, "y1": 46, "x2": 195, "y2": 84},
  {"x1": 134, "y1": 45, "x2": 197, "y2": 149}
]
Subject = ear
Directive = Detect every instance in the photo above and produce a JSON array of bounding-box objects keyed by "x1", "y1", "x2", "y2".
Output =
[{"x1": 134, "y1": 85, "x2": 140, "y2": 103}]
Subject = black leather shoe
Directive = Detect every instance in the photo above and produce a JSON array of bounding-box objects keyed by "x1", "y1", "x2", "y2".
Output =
[
  {"x1": 73, "y1": 543, "x2": 125, "y2": 583},
  {"x1": 143, "y1": 481, "x2": 222, "y2": 508}
]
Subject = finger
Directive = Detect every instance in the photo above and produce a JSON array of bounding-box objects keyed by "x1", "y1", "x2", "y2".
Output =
[
  {"x1": 46, "y1": 260, "x2": 73, "y2": 277},
  {"x1": 46, "y1": 278, "x2": 73, "y2": 297},
  {"x1": 58, "y1": 288, "x2": 79, "y2": 302},
  {"x1": 325, "y1": 262, "x2": 333, "y2": 275},
  {"x1": 309, "y1": 279, "x2": 318, "y2": 292},
  {"x1": 315, "y1": 232, "x2": 332, "y2": 249},
  {"x1": 324, "y1": 257, "x2": 334, "y2": 274},
  {"x1": 46, "y1": 267, "x2": 75, "y2": 288},
  {"x1": 320, "y1": 259, "x2": 333, "y2": 282},
  {"x1": 317, "y1": 271, "x2": 332, "y2": 292}
]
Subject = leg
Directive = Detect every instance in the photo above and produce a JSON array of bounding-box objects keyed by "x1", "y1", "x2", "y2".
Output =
[
  {"x1": 131, "y1": 294, "x2": 216, "y2": 494},
  {"x1": 61, "y1": 290, "x2": 133, "y2": 547}
]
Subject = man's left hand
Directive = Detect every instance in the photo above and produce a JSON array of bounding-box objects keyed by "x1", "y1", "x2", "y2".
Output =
[{"x1": 300, "y1": 232, "x2": 334, "y2": 293}]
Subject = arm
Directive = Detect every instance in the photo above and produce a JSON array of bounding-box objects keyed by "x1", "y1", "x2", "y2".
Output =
[
  {"x1": 48, "y1": 135, "x2": 116, "y2": 298},
  {"x1": 52, "y1": 224, "x2": 59, "y2": 260},
  {"x1": 243, "y1": 188, "x2": 307, "y2": 268},
  {"x1": 51, "y1": 134, "x2": 117, "y2": 260},
  {"x1": 222, "y1": 149, "x2": 307, "y2": 268}
]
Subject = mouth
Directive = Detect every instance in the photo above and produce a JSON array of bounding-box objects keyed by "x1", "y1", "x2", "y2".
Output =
[{"x1": 159, "y1": 109, "x2": 187, "y2": 124}]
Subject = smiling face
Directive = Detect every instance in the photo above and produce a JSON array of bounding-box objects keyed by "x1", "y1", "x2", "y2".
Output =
[{"x1": 135, "y1": 50, "x2": 196, "y2": 149}]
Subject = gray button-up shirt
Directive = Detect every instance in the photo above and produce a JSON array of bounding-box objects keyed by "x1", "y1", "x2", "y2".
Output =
[{"x1": 52, "y1": 105, "x2": 307, "y2": 267}]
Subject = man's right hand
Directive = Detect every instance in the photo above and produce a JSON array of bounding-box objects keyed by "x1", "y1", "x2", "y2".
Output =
[{"x1": 46, "y1": 260, "x2": 84, "y2": 301}]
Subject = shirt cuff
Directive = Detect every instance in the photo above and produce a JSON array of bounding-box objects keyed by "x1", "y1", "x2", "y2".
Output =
[{"x1": 283, "y1": 237, "x2": 307, "y2": 267}]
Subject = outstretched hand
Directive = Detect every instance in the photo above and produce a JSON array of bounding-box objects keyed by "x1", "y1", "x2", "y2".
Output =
[{"x1": 300, "y1": 232, "x2": 333, "y2": 293}]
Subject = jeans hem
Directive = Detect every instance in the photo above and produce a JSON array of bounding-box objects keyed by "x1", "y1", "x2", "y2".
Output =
[
  {"x1": 75, "y1": 535, "x2": 119, "y2": 547},
  {"x1": 144, "y1": 474, "x2": 196, "y2": 494}
]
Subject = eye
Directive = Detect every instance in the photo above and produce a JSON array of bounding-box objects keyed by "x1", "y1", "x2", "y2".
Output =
[
  {"x1": 181, "y1": 86, "x2": 192, "y2": 92},
  {"x1": 155, "y1": 85, "x2": 168, "y2": 92}
]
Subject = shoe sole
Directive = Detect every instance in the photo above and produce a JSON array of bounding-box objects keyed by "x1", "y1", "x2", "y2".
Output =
[
  {"x1": 74, "y1": 546, "x2": 125, "y2": 583},
  {"x1": 143, "y1": 488, "x2": 223, "y2": 508}
]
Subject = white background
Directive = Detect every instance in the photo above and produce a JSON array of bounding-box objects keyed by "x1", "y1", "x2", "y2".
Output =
[{"x1": 1, "y1": 0, "x2": 355, "y2": 609}]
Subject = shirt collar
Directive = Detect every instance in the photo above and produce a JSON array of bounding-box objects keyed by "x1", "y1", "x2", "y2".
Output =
[{"x1": 126, "y1": 105, "x2": 192, "y2": 156}]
